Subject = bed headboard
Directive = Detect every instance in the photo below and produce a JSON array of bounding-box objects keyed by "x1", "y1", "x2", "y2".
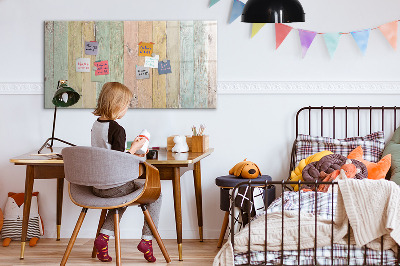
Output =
[{"x1": 290, "y1": 106, "x2": 400, "y2": 179}]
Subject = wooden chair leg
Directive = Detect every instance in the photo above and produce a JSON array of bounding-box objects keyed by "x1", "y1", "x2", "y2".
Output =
[
  {"x1": 141, "y1": 205, "x2": 171, "y2": 263},
  {"x1": 217, "y1": 211, "x2": 230, "y2": 248},
  {"x1": 60, "y1": 208, "x2": 88, "y2": 266},
  {"x1": 114, "y1": 210, "x2": 121, "y2": 266},
  {"x1": 91, "y1": 209, "x2": 108, "y2": 258}
]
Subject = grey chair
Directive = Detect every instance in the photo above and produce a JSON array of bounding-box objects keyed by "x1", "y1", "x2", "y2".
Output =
[{"x1": 60, "y1": 146, "x2": 171, "y2": 265}]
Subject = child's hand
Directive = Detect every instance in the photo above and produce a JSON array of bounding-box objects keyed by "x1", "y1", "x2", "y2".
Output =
[
  {"x1": 129, "y1": 137, "x2": 147, "y2": 155},
  {"x1": 134, "y1": 149, "x2": 149, "y2": 157}
]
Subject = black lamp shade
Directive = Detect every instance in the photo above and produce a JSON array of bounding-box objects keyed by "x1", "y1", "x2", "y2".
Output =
[
  {"x1": 52, "y1": 84, "x2": 80, "y2": 107},
  {"x1": 241, "y1": 0, "x2": 305, "y2": 23}
]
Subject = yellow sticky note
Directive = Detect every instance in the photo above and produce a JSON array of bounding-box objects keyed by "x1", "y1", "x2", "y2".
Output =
[{"x1": 138, "y1": 42, "x2": 154, "y2": 57}]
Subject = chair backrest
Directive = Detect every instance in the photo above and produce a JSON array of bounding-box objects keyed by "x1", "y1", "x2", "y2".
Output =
[{"x1": 62, "y1": 146, "x2": 145, "y2": 187}]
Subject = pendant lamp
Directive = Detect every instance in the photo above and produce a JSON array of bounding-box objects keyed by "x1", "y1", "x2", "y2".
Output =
[
  {"x1": 241, "y1": 0, "x2": 305, "y2": 23},
  {"x1": 38, "y1": 80, "x2": 80, "y2": 154}
]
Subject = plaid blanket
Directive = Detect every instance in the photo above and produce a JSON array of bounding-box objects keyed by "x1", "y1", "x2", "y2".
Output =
[{"x1": 234, "y1": 191, "x2": 397, "y2": 265}]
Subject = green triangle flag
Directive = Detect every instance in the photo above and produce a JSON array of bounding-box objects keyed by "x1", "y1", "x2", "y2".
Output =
[
  {"x1": 323, "y1": 33, "x2": 341, "y2": 58},
  {"x1": 251, "y1": 23, "x2": 266, "y2": 38},
  {"x1": 209, "y1": 0, "x2": 220, "y2": 7}
]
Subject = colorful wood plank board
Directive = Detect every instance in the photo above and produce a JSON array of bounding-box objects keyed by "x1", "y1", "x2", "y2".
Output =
[{"x1": 44, "y1": 20, "x2": 217, "y2": 109}]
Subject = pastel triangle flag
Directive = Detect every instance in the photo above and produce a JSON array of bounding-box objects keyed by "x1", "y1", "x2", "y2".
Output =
[
  {"x1": 275, "y1": 23, "x2": 293, "y2": 49},
  {"x1": 209, "y1": 0, "x2": 220, "y2": 7},
  {"x1": 351, "y1": 29, "x2": 370, "y2": 55},
  {"x1": 378, "y1": 21, "x2": 397, "y2": 50},
  {"x1": 323, "y1": 33, "x2": 341, "y2": 58},
  {"x1": 251, "y1": 23, "x2": 266, "y2": 38},
  {"x1": 229, "y1": 0, "x2": 245, "y2": 24},
  {"x1": 298, "y1": 29, "x2": 317, "y2": 58}
]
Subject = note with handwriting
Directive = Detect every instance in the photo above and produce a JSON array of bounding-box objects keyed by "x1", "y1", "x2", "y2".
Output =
[
  {"x1": 76, "y1": 58, "x2": 91, "y2": 72},
  {"x1": 85, "y1": 41, "x2": 98, "y2": 55},
  {"x1": 144, "y1": 55, "x2": 159, "y2": 68},
  {"x1": 138, "y1": 42, "x2": 154, "y2": 56},
  {"x1": 158, "y1": 60, "x2": 172, "y2": 75},
  {"x1": 94, "y1": 60, "x2": 109, "y2": 76},
  {"x1": 136, "y1": 66, "x2": 150, "y2": 79}
]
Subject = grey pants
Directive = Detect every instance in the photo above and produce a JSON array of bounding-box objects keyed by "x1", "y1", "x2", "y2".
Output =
[{"x1": 92, "y1": 180, "x2": 162, "y2": 240}]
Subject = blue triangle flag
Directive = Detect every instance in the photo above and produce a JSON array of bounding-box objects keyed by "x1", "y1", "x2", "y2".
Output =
[
  {"x1": 209, "y1": 0, "x2": 220, "y2": 7},
  {"x1": 323, "y1": 33, "x2": 341, "y2": 58},
  {"x1": 229, "y1": 0, "x2": 245, "y2": 23},
  {"x1": 351, "y1": 29, "x2": 370, "y2": 55}
]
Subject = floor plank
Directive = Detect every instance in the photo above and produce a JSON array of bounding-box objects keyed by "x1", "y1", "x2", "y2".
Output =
[{"x1": 0, "y1": 239, "x2": 221, "y2": 265}]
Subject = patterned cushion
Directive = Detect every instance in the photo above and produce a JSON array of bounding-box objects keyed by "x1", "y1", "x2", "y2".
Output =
[{"x1": 294, "y1": 131, "x2": 385, "y2": 166}]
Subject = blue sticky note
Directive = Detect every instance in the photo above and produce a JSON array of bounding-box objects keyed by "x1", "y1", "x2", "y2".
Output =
[{"x1": 158, "y1": 60, "x2": 172, "y2": 75}]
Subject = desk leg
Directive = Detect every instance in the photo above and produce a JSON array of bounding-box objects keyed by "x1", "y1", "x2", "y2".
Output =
[
  {"x1": 193, "y1": 161, "x2": 203, "y2": 242},
  {"x1": 56, "y1": 178, "x2": 64, "y2": 241},
  {"x1": 172, "y1": 167, "x2": 183, "y2": 261},
  {"x1": 20, "y1": 165, "x2": 35, "y2": 259}
]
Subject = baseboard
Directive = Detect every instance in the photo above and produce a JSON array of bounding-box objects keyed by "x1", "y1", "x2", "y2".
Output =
[{"x1": 1, "y1": 81, "x2": 400, "y2": 95}]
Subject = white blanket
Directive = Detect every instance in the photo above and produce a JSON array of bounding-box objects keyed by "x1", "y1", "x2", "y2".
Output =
[{"x1": 213, "y1": 179, "x2": 400, "y2": 266}]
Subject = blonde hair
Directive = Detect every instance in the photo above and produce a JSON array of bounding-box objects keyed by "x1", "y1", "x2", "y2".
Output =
[{"x1": 93, "y1": 82, "x2": 133, "y2": 120}]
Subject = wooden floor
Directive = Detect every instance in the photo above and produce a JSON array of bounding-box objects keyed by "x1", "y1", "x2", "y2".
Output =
[{"x1": 0, "y1": 239, "x2": 222, "y2": 265}]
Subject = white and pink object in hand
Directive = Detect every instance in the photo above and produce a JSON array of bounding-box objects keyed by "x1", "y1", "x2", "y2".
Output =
[{"x1": 135, "y1": 129, "x2": 150, "y2": 154}]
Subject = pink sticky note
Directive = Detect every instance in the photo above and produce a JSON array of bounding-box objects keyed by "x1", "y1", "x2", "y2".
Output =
[{"x1": 94, "y1": 60, "x2": 109, "y2": 76}]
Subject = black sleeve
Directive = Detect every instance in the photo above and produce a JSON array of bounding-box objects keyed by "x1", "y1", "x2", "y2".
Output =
[{"x1": 108, "y1": 121, "x2": 126, "y2": 152}]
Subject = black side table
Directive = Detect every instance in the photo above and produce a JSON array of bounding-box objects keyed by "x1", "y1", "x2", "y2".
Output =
[{"x1": 215, "y1": 175, "x2": 275, "y2": 248}]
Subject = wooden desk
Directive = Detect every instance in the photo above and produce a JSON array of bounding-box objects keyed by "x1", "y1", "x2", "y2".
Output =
[{"x1": 10, "y1": 147, "x2": 213, "y2": 261}]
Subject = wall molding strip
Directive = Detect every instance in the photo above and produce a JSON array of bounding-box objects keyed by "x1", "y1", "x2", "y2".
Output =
[{"x1": 1, "y1": 81, "x2": 400, "y2": 95}]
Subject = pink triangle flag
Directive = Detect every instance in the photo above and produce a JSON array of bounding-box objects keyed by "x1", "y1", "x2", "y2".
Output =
[
  {"x1": 275, "y1": 23, "x2": 293, "y2": 49},
  {"x1": 378, "y1": 21, "x2": 398, "y2": 50},
  {"x1": 298, "y1": 29, "x2": 317, "y2": 58}
]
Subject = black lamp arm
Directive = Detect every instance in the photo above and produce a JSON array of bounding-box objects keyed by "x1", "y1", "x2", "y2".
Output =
[{"x1": 37, "y1": 105, "x2": 76, "y2": 154}]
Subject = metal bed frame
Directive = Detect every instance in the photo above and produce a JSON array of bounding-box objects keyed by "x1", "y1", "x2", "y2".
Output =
[{"x1": 230, "y1": 106, "x2": 400, "y2": 266}]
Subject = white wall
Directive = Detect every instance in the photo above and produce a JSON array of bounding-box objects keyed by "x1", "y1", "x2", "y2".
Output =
[{"x1": 1, "y1": 0, "x2": 400, "y2": 239}]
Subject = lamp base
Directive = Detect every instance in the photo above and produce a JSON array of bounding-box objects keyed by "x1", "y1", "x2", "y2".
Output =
[{"x1": 38, "y1": 137, "x2": 76, "y2": 154}]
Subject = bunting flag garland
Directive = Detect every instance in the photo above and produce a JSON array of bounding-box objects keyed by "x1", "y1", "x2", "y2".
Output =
[
  {"x1": 229, "y1": 0, "x2": 245, "y2": 24},
  {"x1": 275, "y1": 23, "x2": 293, "y2": 49},
  {"x1": 207, "y1": 4, "x2": 400, "y2": 57},
  {"x1": 378, "y1": 21, "x2": 398, "y2": 50},
  {"x1": 323, "y1": 33, "x2": 341, "y2": 58},
  {"x1": 298, "y1": 29, "x2": 317, "y2": 58},
  {"x1": 351, "y1": 29, "x2": 370, "y2": 55},
  {"x1": 251, "y1": 23, "x2": 266, "y2": 38},
  {"x1": 209, "y1": 0, "x2": 220, "y2": 7}
]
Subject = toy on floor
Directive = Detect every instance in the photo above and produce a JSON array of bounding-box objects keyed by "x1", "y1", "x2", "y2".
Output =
[
  {"x1": 1, "y1": 192, "x2": 44, "y2": 247},
  {"x1": 229, "y1": 159, "x2": 261, "y2": 179}
]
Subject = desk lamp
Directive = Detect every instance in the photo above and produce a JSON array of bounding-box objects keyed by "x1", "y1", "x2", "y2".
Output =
[
  {"x1": 38, "y1": 80, "x2": 80, "y2": 154},
  {"x1": 241, "y1": 0, "x2": 305, "y2": 23}
]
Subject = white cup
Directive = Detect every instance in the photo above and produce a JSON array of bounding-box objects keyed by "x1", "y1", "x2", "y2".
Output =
[{"x1": 135, "y1": 129, "x2": 150, "y2": 154}]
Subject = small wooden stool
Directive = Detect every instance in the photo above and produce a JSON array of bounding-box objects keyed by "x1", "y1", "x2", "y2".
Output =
[{"x1": 215, "y1": 175, "x2": 275, "y2": 248}]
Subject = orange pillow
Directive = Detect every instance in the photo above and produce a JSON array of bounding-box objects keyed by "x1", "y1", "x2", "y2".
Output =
[{"x1": 347, "y1": 146, "x2": 391, "y2": 180}]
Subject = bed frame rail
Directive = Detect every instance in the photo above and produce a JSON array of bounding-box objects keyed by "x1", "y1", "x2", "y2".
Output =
[{"x1": 231, "y1": 180, "x2": 400, "y2": 266}]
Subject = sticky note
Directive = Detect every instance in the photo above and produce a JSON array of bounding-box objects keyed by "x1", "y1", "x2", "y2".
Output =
[
  {"x1": 136, "y1": 66, "x2": 150, "y2": 79},
  {"x1": 85, "y1": 41, "x2": 98, "y2": 55},
  {"x1": 76, "y1": 58, "x2": 91, "y2": 72},
  {"x1": 138, "y1": 42, "x2": 154, "y2": 56},
  {"x1": 144, "y1": 55, "x2": 159, "y2": 68},
  {"x1": 158, "y1": 60, "x2": 172, "y2": 75},
  {"x1": 94, "y1": 60, "x2": 109, "y2": 76}
]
